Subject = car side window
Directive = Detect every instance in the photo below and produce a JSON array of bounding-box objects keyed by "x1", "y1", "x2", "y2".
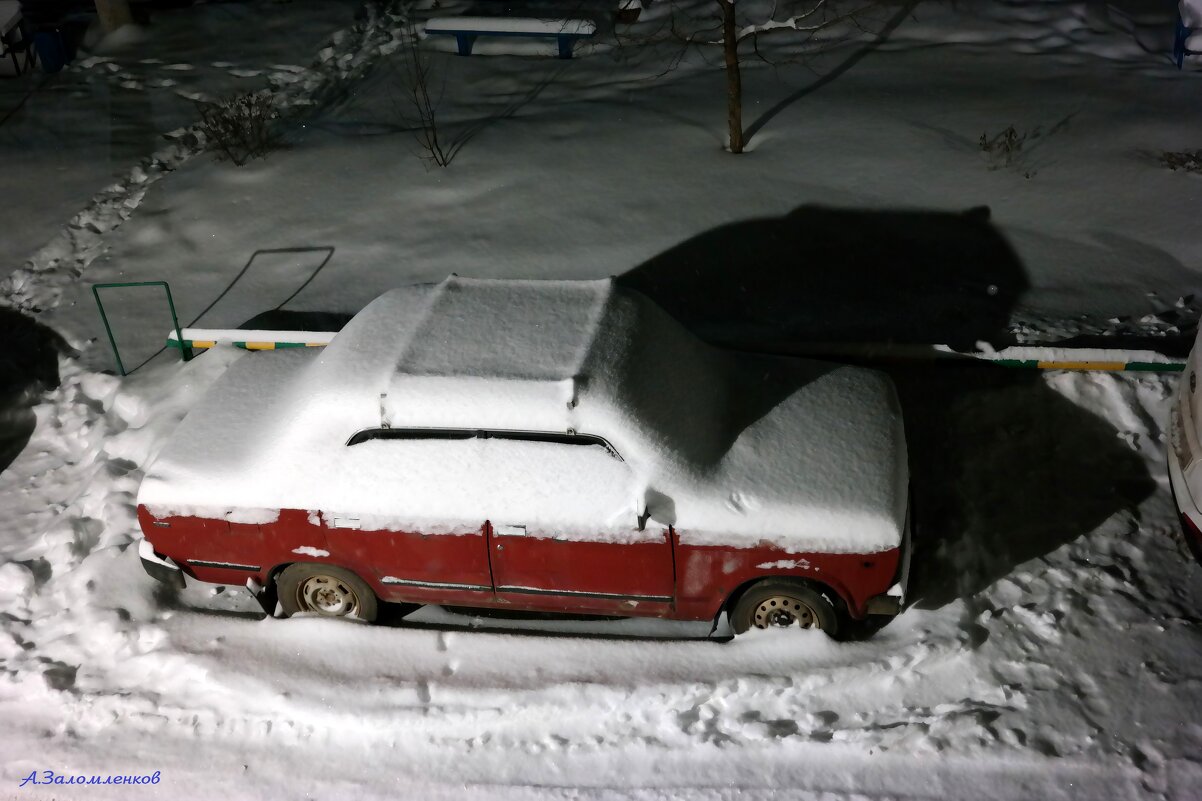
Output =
[
  {"x1": 332, "y1": 434, "x2": 635, "y2": 535},
  {"x1": 347, "y1": 427, "x2": 623, "y2": 461}
]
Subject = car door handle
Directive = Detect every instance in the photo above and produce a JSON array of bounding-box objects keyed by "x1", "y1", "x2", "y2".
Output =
[{"x1": 496, "y1": 524, "x2": 526, "y2": 537}]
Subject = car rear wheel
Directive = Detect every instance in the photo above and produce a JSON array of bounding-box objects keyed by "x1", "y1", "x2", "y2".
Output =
[
  {"x1": 278, "y1": 563, "x2": 378, "y2": 623},
  {"x1": 730, "y1": 580, "x2": 838, "y2": 636}
]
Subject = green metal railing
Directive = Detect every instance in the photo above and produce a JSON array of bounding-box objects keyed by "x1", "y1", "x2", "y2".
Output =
[{"x1": 92, "y1": 281, "x2": 190, "y2": 376}]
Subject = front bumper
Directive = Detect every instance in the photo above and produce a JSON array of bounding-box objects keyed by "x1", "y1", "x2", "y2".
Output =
[
  {"x1": 1167, "y1": 444, "x2": 1202, "y2": 566},
  {"x1": 139, "y1": 538, "x2": 185, "y2": 589}
]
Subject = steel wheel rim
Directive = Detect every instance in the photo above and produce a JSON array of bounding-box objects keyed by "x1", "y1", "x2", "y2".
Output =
[
  {"x1": 297, "y1": 575, "x2": 360, "y2": 617},
  {"x1": 752, "y1": 594, "x2": 818, "y2": 629}
]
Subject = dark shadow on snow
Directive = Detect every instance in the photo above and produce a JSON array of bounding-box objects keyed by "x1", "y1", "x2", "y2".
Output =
[
  {"x1": 743, "y1": 0, "x2": 918, "y2": 147},
  {"x1": 620, "y1": 204, "x2": 1027, "y2": 352},
  {"x1": 0, "y1": 308, "x2": 72, "y2": 476},
  {"x1": 237, "y1": 309, "x2": 353, "y2": 332},
  {"x1": 188, "y1": 246, "x2": 336, "y2": 328},
  {"x1": 121, "y1": 246, "x2": 339, "y2": 375},
  {"x1": 891, "y1": 363, "x2": 1155, "y2": 610},
  {"x1": 621, "y1": 207, "x2": 1155, "y2": 616},
  {"x1": 374, "y1": 602, "x2": 725, "y2": 642}
]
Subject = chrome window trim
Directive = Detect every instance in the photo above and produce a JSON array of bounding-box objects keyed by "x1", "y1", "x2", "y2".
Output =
[{"x1": 346, "y1": 426, "x2": 624, "y2": 461}]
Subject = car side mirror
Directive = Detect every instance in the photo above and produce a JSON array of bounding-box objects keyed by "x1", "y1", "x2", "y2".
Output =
[{"x1": 635, "y1": 493, "x2": 650, "y2": 531}]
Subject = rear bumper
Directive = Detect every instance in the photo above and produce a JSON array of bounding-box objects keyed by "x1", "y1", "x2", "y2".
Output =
[
  {"x1": 866, "y1": 495, "x2": 912, "y2": 617},
  {"x1": 139, "y1": 538, "x2": 185, "y2": 589}
]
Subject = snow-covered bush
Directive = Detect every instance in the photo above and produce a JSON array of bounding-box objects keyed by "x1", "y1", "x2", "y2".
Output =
[
  {"x1": 979, "y1": 125, "x2": 1029, "y2": 170},
  {"x1": 196, "y1": 92, "x2": 282, "y2": 167},
  {"x1": 1161, "y1": 149, "x2": 1202, "y2": 174}
]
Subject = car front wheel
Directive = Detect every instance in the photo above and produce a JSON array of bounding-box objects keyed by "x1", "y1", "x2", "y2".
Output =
[
  {"x1": 730, "y1": 580, "x2": 839, "y2": 636},
  {"x1": 278, "y1": 563, "x2": 379, "y2": 623}
]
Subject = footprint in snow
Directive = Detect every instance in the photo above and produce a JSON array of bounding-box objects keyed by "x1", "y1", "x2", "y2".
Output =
[
  {"x1": 229, "y1": 68, "x2": 264, "y2": 78},
  {"x1": 163, "y1": 63, "x2": 195, "y2": 71},
  {"x1": 725, "y1": 491, "x2": 758, "y2": 514}
]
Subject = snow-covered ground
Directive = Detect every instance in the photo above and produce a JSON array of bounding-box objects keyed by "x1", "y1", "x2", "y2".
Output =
[{"x1": 2, "y1": 0, "x2": 1202, "y2": 797}]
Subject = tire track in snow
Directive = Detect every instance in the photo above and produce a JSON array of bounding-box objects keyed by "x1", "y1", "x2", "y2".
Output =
[{"x1": 31, "y1": 609, "x2": 995, "y2": 764}]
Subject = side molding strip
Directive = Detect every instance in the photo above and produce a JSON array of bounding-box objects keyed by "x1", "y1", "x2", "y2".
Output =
[
  {"x1": 381, "y1": 577, "x2": 492, "y2": 592},
  {"x1": 497, "y1": 585, "x2": 672, "y2": 603},
  {"x1": 188, "y1": 559, "x2": 261, "y2": 571}
]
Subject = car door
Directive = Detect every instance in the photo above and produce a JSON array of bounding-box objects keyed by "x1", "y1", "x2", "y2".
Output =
[
  {"x1": 321, "y1": 431, "x2": 494, "y2": 604},
  {"x1": 323, "y1": 517, "x2": 494, "y2": 603},
  {"x1": 488, "y1": 436, "x2": 675, "y2": 616}
]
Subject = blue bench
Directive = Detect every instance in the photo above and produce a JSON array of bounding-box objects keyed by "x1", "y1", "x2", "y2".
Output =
[{"x1": 424, "y1": 16, "x2": 597, "y2": 60}]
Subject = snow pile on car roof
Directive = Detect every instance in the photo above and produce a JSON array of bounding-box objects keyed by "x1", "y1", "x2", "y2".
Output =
[
  {"x1": 312, "y1": 276, "x2": 726, "y2": 449},
  {"x1": 139, "y1": 277, "x2": 908, "y2": 554}
]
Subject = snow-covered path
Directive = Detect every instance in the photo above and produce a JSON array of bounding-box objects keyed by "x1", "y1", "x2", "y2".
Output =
[
  {"x1": 1, "y1": 0, "x2": 401, "y2": 315},
  {"x1": 0, "y1": 0, "x2": 356, "y2": 282}
]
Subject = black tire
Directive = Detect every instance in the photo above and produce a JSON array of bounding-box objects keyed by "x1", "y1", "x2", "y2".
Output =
[
  {"x1": 729, "y1": 579, "x2": 839, "y2": 637},
  {"x1": 277, "y1": 563, "x2": 378, "y2": 623}
]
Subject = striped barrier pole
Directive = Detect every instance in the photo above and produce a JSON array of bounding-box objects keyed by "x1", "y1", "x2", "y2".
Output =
[
  {"x1": 730, "y1": 341, "x2": 1188, "y2": 373},
  {"x1": 166, "y1": 328, "x2": 338, "y2": 351},
  {"x1": 167, "y1": 329, "x2": 1190, "y2": 373}
]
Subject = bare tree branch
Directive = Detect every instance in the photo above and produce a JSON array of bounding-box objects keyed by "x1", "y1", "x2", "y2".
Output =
[{"x1": 615, "y1": 0, "x2": 890, "y2": 152}]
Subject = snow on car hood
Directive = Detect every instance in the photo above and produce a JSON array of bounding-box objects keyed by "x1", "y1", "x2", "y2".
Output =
[{"x1": 665, "y1": 356, "x2": 908, "y2": 553}]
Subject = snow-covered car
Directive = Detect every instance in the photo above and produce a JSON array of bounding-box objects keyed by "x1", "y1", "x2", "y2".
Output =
[
  {"x1": 136, "y1": 277, "x2": 911, "y2": 636},
  {"x1": 1170, "y1": 332, "x2": 1202, "y2": 564}
]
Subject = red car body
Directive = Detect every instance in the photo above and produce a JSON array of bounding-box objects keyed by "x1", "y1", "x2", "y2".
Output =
[{"x1": 139, "y1": 506, "x2": 906, "y2": 621}]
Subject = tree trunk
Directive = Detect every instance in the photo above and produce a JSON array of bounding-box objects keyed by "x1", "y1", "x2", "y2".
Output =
[
  {"x1": 720, "y1": 0, "x2": 744, "y2": 153},
  {"x1": 95, "y1": 0, "x2": 134, "y2": 33}
]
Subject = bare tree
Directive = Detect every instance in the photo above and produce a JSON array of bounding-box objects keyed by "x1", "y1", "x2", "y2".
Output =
[
  {"x1": 395, "y1": 19, "x2": 454, "y2": 167},
  {"x1": 641, "y1": 0, "x2": 891, "y2": 153},
  {"x1": 389, "y1": 18, "x2": 567, "y2": 168}
]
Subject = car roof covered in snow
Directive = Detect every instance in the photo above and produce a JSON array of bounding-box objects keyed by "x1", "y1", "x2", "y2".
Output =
[
  {"x1": 392, "y1": 277, "x2": 610, "y2": 383},
  {"x1": 309, "y1": 276, "x2": 729, "y2": 457},
  {"x1": 352, "y1": 276, "x2": 619, "y2": 433}
]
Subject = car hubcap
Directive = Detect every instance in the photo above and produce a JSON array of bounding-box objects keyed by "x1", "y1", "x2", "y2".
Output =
[
  {"x1": 298, "y1": 575, "x2": 360, "y2": 617},
  {"x1": 752, "y1": 595, "x2": 818, "y2": 629}
]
